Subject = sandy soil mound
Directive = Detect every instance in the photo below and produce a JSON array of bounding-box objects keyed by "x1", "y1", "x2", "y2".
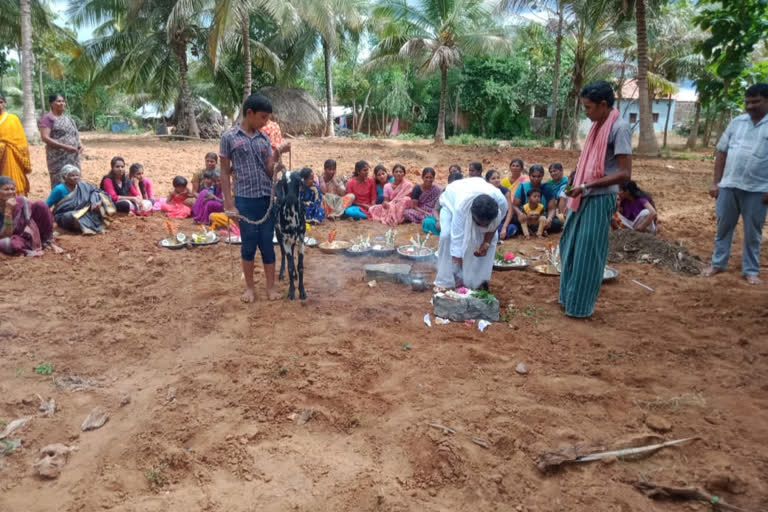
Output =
[{"x1": 608, "y1": 230, "x2": 705, "y2": 275}]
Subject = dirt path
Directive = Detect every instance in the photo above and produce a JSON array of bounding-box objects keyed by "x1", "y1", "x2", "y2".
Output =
[{"x1": 0, "y1": 136, "x2": 766, "y2": 511}]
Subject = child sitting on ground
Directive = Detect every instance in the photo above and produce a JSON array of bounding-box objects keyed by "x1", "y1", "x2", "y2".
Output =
[
  {"x1": 191, "y1": 152, "x2": 219, "y2": 193},
  {"x1": 192, "y1": 170, "x2": 224, "y2": 224},
  {"x1": 521, "y1": 188, "x2": 547, "y2": 239},
  {"x1": 161, "y1": 176, "x2": 196, "y2": 218}
]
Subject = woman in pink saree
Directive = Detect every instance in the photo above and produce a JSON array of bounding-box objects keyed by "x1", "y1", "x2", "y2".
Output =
[{"x1": 368, "y1": 163, "x2": 413, "y2": 226}]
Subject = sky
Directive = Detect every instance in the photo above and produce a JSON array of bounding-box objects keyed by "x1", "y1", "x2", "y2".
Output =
[{"x1": 52, "y1": 0, "x2": 95, "y2": 42}]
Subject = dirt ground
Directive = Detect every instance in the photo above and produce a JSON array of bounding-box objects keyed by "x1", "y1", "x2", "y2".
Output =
[{"x1": 1, "y1": 134, "x2": 767, "y2": 512}]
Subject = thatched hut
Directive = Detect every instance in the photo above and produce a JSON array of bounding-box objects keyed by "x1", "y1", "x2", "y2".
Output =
[{"x1": 258, "y1": 87, "x2": 325, "y2": 136}]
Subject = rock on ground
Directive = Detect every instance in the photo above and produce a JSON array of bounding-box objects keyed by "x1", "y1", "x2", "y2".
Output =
[
  {"x1": 364, "y1": 263, "x2": 412, "y2": 284},
  {"x1": 433, "y1": 294, "x2": 500, "y2": 322},
  {"x1": 81, "y1": 406, "x2": 109, "y2": 431},
  {"x1": 644, "y1": 414, "x2": 672, "y2": 433}
]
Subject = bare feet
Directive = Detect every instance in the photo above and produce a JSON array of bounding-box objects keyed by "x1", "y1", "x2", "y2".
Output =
[
  {"x1": 267, "y1": 288, "x2": 281, "y2": 301},
  {"x1": 744, "y1": 274, "x2": 761, "y2": 285},
  {"x1": 51, "y1": 244, "x2": 64, "y2": 254},
  {"x1": 701, "y1": 266, "x2": 723, "y2": 277},
  {"x1": 241, "y1": 287, "x2": 256, "y2": 303}
]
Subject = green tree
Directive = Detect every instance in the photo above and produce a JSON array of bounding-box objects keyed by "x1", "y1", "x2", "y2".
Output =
[
  {"x1": 563, "y1": 0, "x2": 620, "y2": 149},
  {"x1": 368, "y1": 0, "x2": 510, "y2": 144},
  {"x1": 293, "y1": 0, "x2": 366, "y2": 137},
  {"x1": 0, "y1": 0, "x2": 59, "y2": 141},
  {"x1": 69, "y1": 0, "x2": 207, "y2": 137}
]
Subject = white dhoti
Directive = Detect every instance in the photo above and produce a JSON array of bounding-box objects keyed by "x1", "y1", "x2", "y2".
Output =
[{"x1": 434, "y1": 178, "x2": 506, "y2": 289}]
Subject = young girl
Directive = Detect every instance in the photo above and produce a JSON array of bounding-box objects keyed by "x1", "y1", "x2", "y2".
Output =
[
  {"x1": 300, "y1": 168, "x2": 325, "y2": 224},
  {"x1": 100, "y1": 156, "x2": 143, "y2": 214},
  {"x1": 486, "y1": 169, "x2": 517, "y2": 239},
  {"x1": 129, "y1": 163, "x2": 154, "y2": 213},
  {"x1": 161, "y1": 176, "x2": 195, "y2": 219},
  {"x1": 373, "y1": 164, "x2": 391, "y2": 205},
  {"x1": 191, "y1": 170, "x2": 224, "y2": 224}
]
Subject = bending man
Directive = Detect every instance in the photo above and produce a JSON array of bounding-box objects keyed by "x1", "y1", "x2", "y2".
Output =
[{"x1": 435, "y1": 176, "x2": 508, "y2": 290}]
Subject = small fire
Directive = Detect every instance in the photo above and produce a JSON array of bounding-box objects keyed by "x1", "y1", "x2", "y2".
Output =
[
  {"x1": 328, "y1": 229, "x2": 337, "y2": 244},
  {"x1": 164, "y1": 220, "x2": 176, "y2": 235}
]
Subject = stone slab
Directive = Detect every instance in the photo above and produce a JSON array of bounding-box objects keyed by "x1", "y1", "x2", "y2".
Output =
[
  {"x1": 364, "y1": 263, "x2": 412, "y2": 284},
  {"x1": 433, "y1": 293, "x2": 500, "y2": 322}
]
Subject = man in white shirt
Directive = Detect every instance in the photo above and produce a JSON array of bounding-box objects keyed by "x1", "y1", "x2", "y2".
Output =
[{"x1": 702, "y1": 83, "x2": 768, "y2": 285}]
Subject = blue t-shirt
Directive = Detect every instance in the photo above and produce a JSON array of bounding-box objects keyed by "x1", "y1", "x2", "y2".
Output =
[
  {"x1": 515, "y1": 182, "x2": 555, "y2": 213},
  {"x1": 46, "y1": 183, "x2": 70, "y2": 207}
]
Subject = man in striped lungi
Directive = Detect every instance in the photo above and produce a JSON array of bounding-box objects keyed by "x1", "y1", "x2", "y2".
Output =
[{"x1": 559, "y1": 81, "x2": 632, "y2": 318}]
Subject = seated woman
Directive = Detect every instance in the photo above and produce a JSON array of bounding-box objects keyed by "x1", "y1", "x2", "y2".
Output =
[
  {"x1": 161, "y1": 176, "x2": 196, "y2": 219},
  {"x1": 344, "y1": 160, "x2": 376, "y2": 220},
  {"x1": 485, "y1": 169, "x2": 517, "y2": 239},
  {"x1": 616, "y1": 180, "x2": 658, "y2": 233},
  {"x1": 373, "y1": 164, "x2": 391, "y2": 205},
  {"x1": 129, "y1": 163, "x2": 154, "y2": 212},
  {"x1": 404, "y1": 167, "x2": 441, "y2": 225},
  {"x1": 369, "y1": 163, "x2": 413, "y2": 225},
  {"x1": 500, "y1": 158, "x2": 529, "y2": 198},
  {"x1": 423, "y1": 171, "x2": 462, "y2": 235},
  {"x1": 191, "y1": 170, "x2": 223, "y2": 224},
  {"x1": 191, "y1": 152, "x2": 218, "y2": 193},
  {"x1": 317, "y1": 159, "x2": 353, "y2": 219},
  {"x1": 46, "y1": 164, "x2": 115, "y2": 235},
  {"x1": 0, "y1": 176, "x2": 56, "y2": 256},
  {"x1": 300, "y1": 168, "x2": 325, "y2": 224},
  {"x1": 100, "y1": 156, "x2": 144, "y2": 214}
]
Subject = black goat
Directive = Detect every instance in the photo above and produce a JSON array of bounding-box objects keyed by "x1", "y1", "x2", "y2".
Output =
[{"x1": 275, "y1": 168, "x2": 308, "y2": 300}]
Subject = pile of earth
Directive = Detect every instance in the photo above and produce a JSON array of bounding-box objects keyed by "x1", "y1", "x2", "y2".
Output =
[{"x1": 608, "y1": 230, "x2": 704, "y2": 275}]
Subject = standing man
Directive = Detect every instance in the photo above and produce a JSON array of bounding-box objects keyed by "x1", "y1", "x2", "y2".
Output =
[
  {"x1": 702, "y1": 83, "x2": 768, "y2": 285},
  {"x1": 221, "y1": 94, "x2": 282, "y2": 303},
  {"x1": 559, "y1": 81, "x2": 632, "y2": 318}
]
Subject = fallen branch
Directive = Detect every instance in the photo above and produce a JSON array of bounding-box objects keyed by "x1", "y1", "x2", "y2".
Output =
[
  {"x1": 472, "y1": 438, "x2": 489, "y2": 449},
  {"x1": 633, "y1": 481, "x2": 751, "y2": 512},
  {"x1": 577, "y1": 437, "x2": 699, "y2": 462},
  {"x1": 631, "y1": 279, "x2": 654, "y2": 292},
  {"x1": 537, "y1": 436, "x2": 699, "y2": 472},
  {"x1": 428, "y1": 423, "x2": 456, "y2": 435}
]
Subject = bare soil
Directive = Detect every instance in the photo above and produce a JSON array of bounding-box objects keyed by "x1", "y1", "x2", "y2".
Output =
[{"x1": 1, "y1": 134, "x2": 767, "y2": 512}]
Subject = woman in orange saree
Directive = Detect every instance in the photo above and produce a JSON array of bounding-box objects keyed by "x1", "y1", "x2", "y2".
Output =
[{"x1": 0, "y1": 95, "x2": 32, "y2": 196}]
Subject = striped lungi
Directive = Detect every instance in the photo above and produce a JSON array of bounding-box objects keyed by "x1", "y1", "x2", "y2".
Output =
[{"x1": 558, "y1": 193, "x2": 616, "y2": 318}]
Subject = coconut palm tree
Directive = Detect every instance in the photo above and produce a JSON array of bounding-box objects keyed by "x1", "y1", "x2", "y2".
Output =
[
  {"x1": 0, "y1": 0, "x2": 58, "y2": 142},
  {"x1": 563, "y1": 0, "x2": 620, "y2": 149},
  {"x1": 69, "y1": 0, "x2": 206, "y2": 137},
  {"x1": 208, "y1": 0, "x2": 293, "y2": 104},
  {"x1": 369, "y1": 0, "x2": 510, "y2": 144},
  {"x1": 291, "y1": 0, "x2": 366, "y2": 137},
  {"x1": 20, "y1": 0, "x2": 38, "y2": 141}
]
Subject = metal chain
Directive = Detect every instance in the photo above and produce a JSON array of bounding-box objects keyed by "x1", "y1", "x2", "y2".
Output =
[{"x1": 227, "y1": 156, "x2": 284, "y2": 226}]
